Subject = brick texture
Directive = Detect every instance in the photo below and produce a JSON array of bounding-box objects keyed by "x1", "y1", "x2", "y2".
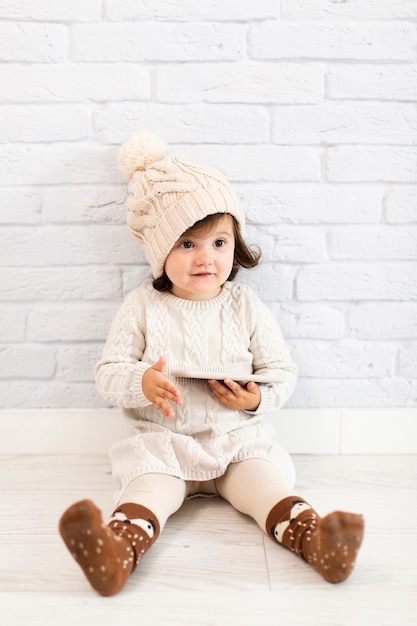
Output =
[{"x1": 0, "y1": 0, "x2": 415, "y2": 408}]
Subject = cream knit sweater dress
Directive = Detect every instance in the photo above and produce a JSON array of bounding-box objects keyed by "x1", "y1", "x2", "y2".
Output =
[{"x1": 95, "y1": 281, "x2": 298, "y2": 499}]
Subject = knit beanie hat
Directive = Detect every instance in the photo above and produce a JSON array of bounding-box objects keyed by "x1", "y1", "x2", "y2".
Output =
[{"x1": 118, "y1": 130, "x2": 245, "y2": 278}]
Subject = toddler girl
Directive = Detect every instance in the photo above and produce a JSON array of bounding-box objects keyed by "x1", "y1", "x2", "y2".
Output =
[{"x1": 59, "y1": 131, "x2": 364, "y2": 596}]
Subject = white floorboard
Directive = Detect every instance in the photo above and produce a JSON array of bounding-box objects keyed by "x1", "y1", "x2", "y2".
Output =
[{"x1": 1, "y1": 454, "x2": 416, "y2": 625}]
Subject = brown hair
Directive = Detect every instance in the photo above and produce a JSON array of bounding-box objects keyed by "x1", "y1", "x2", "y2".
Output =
[{"x1": 153, "y1": 213, "x2": 261, "y2": 292}]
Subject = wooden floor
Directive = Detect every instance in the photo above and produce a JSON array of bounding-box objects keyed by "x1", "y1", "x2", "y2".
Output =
[{"x1": 1, "y1": 453, "x2": 416, "y2": 626}]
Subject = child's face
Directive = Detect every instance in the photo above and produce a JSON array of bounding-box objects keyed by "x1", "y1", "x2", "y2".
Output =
[{"x1": 165, "y1": 214, "x2": 235, "y2": 301}]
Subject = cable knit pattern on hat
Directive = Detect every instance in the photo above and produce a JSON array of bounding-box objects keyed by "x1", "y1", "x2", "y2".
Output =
[{"x1": 118, "y1": 130, "x2": 245, "y2": 278}]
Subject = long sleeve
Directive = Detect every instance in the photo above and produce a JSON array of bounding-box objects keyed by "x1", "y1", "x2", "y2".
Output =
[
  {"x1": 248, "y1": 294, "x2": 297, "y2": 413},
  {"x1": 95, "y1": 290, "x2": 152, "y2": 408}
]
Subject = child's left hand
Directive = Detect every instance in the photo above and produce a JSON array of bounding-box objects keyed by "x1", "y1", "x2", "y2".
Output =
[{"x1": 208, "y1": 378, "x2": 261, "y2": 411}]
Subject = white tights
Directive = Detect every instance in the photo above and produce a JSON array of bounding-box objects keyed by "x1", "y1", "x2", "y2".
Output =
[{"x1": 118, "y1": 458, "x2": 296, "y2": 534}]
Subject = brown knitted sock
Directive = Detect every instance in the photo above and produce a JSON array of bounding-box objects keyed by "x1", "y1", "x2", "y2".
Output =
[
  {"x1": 59, "y1": 499, "x2": 160, "y2": 596},
  {"x1": 266, "y1": 496, "x2": 364, "y2": 583}
]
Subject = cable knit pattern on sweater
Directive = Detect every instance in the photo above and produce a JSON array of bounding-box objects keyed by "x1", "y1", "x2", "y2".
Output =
[{"x1": 95, "y1": 282, "x2": 297, "y2": 494}]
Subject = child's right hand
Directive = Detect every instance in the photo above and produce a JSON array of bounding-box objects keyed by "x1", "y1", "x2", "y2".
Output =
[{"x1": 142, "y1": 356, "x2": 183, "y2": 419}]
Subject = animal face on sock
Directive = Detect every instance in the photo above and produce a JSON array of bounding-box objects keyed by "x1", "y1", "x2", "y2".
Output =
[
  {"x1": 110, "y1": 506, "x2": 157, "y2": 538},
  {"x1": 272, "y1": 499, "x2": 312, "y2": 543}
]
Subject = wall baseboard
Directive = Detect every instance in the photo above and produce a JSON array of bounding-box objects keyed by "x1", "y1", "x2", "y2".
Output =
[{"x1": 1, "y1": 408, "x2": 416, "y2": 454}]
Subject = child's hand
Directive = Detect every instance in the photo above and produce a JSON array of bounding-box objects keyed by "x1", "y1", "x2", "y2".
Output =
[
  {"x1": 208, "y1": 379, "x2": 261, "y2": 411},
  {"x1": 142, "y1": 356, "x2": 183, "y2": 419}
]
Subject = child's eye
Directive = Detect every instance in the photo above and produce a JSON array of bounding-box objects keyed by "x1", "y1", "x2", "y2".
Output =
[
  {"x1": 179, "y1": 240, "x2": 194, "y2": 249},
  {"x1": 214, "y1": 239, "x2": 226, "y2": 247}
]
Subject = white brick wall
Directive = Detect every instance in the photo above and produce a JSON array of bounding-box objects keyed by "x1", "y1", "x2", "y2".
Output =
[{"x1": 0, "y1": 0, "x2": 416, "y2": 409}]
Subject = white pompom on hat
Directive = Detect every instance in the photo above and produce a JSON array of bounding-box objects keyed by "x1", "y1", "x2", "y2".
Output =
[{"x1": 118, "y1": 130, "x2": 245, "y2": 278}]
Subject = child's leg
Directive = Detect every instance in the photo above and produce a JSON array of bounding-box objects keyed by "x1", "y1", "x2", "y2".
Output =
[
  {"x1": 59, "y1": 473, "x2": 186, "y2": 596},
  {"x1": 215, "y1": 459, "x2": 364, "y2": 584}
]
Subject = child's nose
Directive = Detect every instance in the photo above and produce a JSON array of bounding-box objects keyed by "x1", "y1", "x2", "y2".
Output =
[{"x1": 196, "y1": 247, "x2": 213, "y2": 265}]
